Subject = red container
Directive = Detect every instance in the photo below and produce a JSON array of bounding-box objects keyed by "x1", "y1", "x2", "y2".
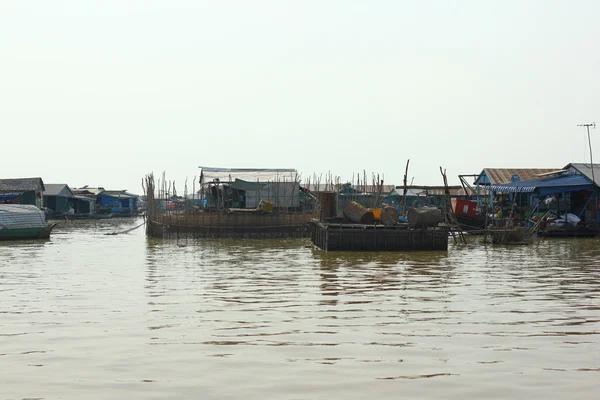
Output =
[{"x1": 452, "y1": 199, "x2": 477, "y2": 218}]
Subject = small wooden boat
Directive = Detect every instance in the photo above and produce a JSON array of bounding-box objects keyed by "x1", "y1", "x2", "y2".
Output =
[{"x1": 0, "y1": 204, "x2": 57, "y2": 241}]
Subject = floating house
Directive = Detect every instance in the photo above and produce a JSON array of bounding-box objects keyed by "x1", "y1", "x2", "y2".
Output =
[
  {"x1": 145, "y1": 168, "x2": 313, "y2": 239},
  {"x1": 71, "y1": 187, "x2": 139, "y2": 216},
  {"x1": 0, "y1": 178, "x2": 45, "y2": 208},
  {"x1": 71, "y1": 187, "x2": 104, "y2": 200},
  {"x1": 98, "y1": 190, "x2": 138, "y2": 216},
  {"x1": 43, "y1": 184, "x2": 74, "y2": 214},
  {"x1": 43, "y1": 184, "x2": 95, "y2": 217},
  {"x1": 469, "y1": 168, "x2": 557, "y2": 215},
  {"x1": 486, "y1": 163, "x2": 600, "y2": 229}
]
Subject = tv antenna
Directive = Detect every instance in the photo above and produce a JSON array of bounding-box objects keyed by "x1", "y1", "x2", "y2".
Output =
[{"x1": 578, "y1": 122, "x2": 596, "y2": 184}]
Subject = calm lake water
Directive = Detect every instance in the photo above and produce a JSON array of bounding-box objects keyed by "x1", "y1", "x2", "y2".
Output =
[{"x1": 1, "y1": 217, "x2": 599, "y2": 399}]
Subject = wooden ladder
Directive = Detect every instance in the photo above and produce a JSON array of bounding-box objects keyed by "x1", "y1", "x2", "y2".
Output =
[{"x1": 440, "y1": 167, "x2": 467, "y2": 245}]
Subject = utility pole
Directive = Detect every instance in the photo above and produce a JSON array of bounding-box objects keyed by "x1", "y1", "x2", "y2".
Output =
[{"x1": 578, "y1": 123, "x2": 596, "y2": 184}]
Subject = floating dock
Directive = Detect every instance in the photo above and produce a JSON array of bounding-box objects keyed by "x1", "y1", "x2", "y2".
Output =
[
  {"x1": 147, "y1": 213, "x2": 312, "y2": 239},
  {"x1": 310, "y1": 220, "x2": 448, "y2": 251}
]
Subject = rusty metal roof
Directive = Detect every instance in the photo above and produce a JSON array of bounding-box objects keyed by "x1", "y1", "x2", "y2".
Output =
[{"x1": 476, "y1": 168, "x2": 557, "y2": 185}]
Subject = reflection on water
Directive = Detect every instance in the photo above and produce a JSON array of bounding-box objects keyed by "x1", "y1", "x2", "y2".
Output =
[{"x1": 1, "y1": 220, "x2": 599, "y2": 399}]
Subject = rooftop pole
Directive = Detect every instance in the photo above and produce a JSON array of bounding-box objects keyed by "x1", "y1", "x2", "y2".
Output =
[{"x1": 578, "y1": 122, "x2": 596, "y2": 184}]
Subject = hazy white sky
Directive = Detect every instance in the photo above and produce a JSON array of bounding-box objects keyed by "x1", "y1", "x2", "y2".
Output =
[{"x1": 2, "y1": 1, "x2": 600, "y2": 193}]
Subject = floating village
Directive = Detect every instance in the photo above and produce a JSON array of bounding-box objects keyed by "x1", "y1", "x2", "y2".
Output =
[{"x1": 2, "y1": 161, "x2": 600, "y2": 250}]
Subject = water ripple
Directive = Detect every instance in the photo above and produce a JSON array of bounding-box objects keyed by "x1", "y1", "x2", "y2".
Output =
[{"x1": 1, "y1": 221, "x2": 599, "y2": 399}]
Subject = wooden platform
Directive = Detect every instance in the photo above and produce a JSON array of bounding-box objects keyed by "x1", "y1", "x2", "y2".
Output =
[
  {"x1": 148, "y1": 220, "x2": 310, "y2": 239},
  {"x1": 310, "y1": 220, "x2": 448, "y2": 251}
]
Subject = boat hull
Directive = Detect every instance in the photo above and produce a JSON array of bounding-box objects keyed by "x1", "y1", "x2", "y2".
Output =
[{"x1": 0, "y1": 223, "x2": 57, "y2": 241}]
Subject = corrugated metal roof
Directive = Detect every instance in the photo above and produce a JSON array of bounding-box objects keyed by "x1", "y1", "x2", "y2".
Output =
[
  {"x1": 72, "y1": 188, "x2": 105, "y2": 196},
  {"x1": 476, "y1": 168, "x2": 557, "y2": 185},
  {"x1": 489, "y1": 174, "x2": 594, "y2": 193},
  {"x1": 102, "y1": 190, "x2": 138, "y2": 199},
  {"x1": 43, "y1": 184, "x2": 73, "y2": 197},
  {"x1": 0, "y1": 178, "x2": 45, "y2": 193},
  {"x1": 200, "y1": 167, "x2": 298, "y2": 183},
  {"x1": 565, "y1": 163, "x2": 600, "y2": 185}
]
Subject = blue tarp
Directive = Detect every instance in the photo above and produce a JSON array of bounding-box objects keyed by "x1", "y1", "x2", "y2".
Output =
[
  {"x1": 0, "y1": 193, "x2": 23, "y2": 202},
  {"x1": 489, "y1": 174, "x2": 595, "y2": 195}
]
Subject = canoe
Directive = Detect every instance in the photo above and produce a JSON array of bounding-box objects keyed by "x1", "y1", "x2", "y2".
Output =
[
  {"x1": 0, "y1": 224, "x2": 57, "y2": 240},
  {"x1": 0, "y1": 204, "x2": 57, "y2": 241},
  {"x1": 538, "y1": 226, "x2": 599, "y2": 238}
]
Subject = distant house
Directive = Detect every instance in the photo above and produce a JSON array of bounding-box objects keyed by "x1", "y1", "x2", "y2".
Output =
[
  {"x1": 43, "y1": 184, "x2": 95, "y2": 216},
  {"x1": 0, "y1": 177, "x2": 45, "y2": 208},
  {"x1": 71, "y1": 187, "x2": 138, "y2": 216},
  {"x1": 477, "y1": 163, "x2": 600, "y2": 223},
  {"x1": 71, "y1": 187, "x2": 105, "y2": 199},
  {"x1": 98, "y1": 190, "x2": 138, "y2": 215},
  {"x1": 43, "y1": 184, "x2": 74, "y2": 214}
]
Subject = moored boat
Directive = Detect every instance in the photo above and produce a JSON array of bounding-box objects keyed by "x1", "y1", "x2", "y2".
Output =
[
  {"x1": 538, "y1": 224, "x2": 599, "y2": 238},
  {"x1": 0, "y1": 204, "x2": 57, "y2": 240}
]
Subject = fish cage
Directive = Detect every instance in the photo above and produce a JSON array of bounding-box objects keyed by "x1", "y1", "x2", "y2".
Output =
[
  {"x1": 310, "y1": 220, "x2": 449, "y2": 252},
  {"x1": 144, "y1": 171, "x2": 315, "y2": 239}
]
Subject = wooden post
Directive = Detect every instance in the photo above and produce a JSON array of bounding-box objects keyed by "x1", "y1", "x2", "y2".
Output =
[{"x1": 401, "y1": 159, "x2": 410, "y2": 216}]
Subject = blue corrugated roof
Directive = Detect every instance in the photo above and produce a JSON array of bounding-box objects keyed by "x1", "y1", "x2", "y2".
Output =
[{"x1": 489, "y1": 174, "x2": 594, "y2": 194}]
